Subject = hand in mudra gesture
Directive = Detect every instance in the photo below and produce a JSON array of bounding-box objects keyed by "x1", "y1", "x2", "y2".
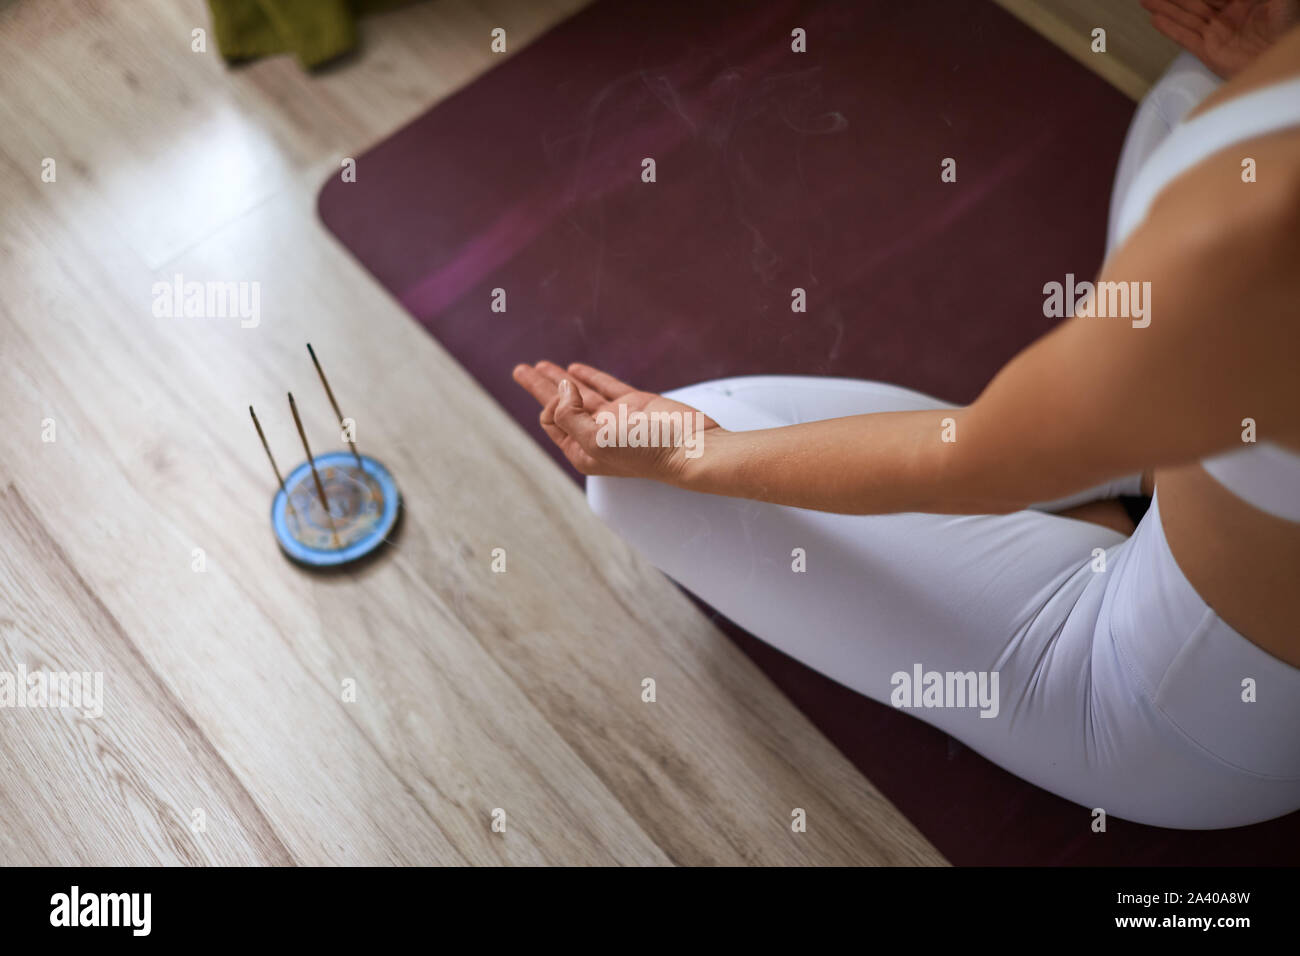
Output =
[
  {"x1": 512, "y1": 361, "x2": 722, "y2": 481},
  {"x1": 1142, "y1": 0, "x2": 1300, "y2": 78}
]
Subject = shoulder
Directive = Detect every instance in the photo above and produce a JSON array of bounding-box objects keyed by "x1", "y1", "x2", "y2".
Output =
[
  {"x1": 1134, "y1": 128, "x2": 1300, "y2": 318},
  {"x1": 1087, "y1": 130, "x2": 1297, "y2": 403},
  {"x1": 1151, "y1": 27, "x2": 1300, "y2": 250},
  {"x1": 1150, "y1": 128, "x2": 1300, "y2": 245}
]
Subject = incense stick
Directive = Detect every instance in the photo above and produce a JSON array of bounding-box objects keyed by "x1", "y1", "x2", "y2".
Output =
[
  {"x1": 249, "y1": 405, "x2": 299, "y2": 521},
  {"x1": 288, "y1": 391, "x2": 340, "y2": 548},
  {"x1": 307, "y1": 342, "x2": 363, "y2": 469}
]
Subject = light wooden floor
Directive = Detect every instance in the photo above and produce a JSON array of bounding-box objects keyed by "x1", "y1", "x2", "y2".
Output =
[
  {"x1": 0, "y1": 0, "x2": 946, "y2": 867},
  {"x1": 0, "y1": 0, "x2": 1171, "y2": 866}
]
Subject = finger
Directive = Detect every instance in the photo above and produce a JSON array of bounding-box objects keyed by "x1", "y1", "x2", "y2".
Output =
[
  {"x1": 1216, "y1": 0, "x2": 1256, "y2": 19},
  {"x1": 533, "y1": 360, "x2": 602, "y2": 410},
  {"x1": 1160, "y1": 0, "x2": 1217, "y2": 19},
  {"x1": 513, "y1": 362, "x2": 558, "y2": 407},
  {"x1": 542, "y1": 385, "x2": 608, "y2": 474},
  {"x1": 1142, "y1": 0, "x2": 1210, "y2": 31},
  {"x1": 538, "y1": 395, "x2": 603, "y2": 473},
  {"x1": 560, "y1": 440, "x2": 605, "y2": 476},
  {"x1": 538, "y1": 392, "x2": 564, "y2": 436},
  {"x1": 1149, "y1": 12, "x2": 1208, "y2": 49},
  {"x1": 567, "y1": 362, "x2": 636, "y2": 400},
  {"x1": 1207, "y1": 0, "x2": 1248, "y2": 37},
  {"x1": 552, "y1": 378, "x2": 603, "y2": 451}
]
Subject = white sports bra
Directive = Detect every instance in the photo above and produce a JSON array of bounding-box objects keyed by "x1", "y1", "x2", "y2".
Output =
[{"x1": 1113, "y1": 75, "x2": 1300, "y2": 522}]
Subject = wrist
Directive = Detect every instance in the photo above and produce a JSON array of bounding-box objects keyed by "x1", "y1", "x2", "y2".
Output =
[{"x1": 674, "y1": 427, "x2": 736, "y2": 493}]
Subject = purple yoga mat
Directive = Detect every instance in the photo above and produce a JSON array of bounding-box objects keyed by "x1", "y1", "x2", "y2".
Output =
[{"x1": 319, "y1": 0, "x2": 1300, "y2": 863}]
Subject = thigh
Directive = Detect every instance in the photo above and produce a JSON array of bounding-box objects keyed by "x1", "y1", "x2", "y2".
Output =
[
  {"x1": 592, "y1": 465, "x2": 1300, "y2": 826},
  {"x1": 665, "y1": 374, "x2": 954, "y2": 428},
  {"x1": 588, "y1": 465, "x2": 1128, "y2": 749},
  {"x1": 588, "y1": 375, "x2": 1185, "y2": 816}
]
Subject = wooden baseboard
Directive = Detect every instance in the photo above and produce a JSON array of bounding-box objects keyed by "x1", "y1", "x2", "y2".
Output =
[{"x1": 991, "y1": 0, "x2": 1181, "y2": 100}]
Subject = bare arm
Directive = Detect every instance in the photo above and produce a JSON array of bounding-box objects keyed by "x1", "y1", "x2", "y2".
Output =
[
  {"x1": 676, "y1": 156, "x2": 1300, "y2": 515},
  {"x1": 516, "y1": 36, "x2": 1300, "y2": 514}
]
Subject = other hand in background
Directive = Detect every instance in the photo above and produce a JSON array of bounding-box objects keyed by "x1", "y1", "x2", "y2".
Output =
[{"x1": 1141, "y1": 0, "x2": 1300, "y2": 77}]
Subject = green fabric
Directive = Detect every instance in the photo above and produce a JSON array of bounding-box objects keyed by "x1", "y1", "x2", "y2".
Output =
[{"x1": 206, "y1": 0, "x2": 415, "y2": 69}]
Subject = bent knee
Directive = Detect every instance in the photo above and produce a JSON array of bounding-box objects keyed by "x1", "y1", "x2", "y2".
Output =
[
  {"x1": 585, "y1": 474, "x2": 658, "y2": 531},
  {"x1": 584, "y1": 474, "x2": 680, "y2": 568},
  {"x1": 585, "y1": 475, "x2": 618, "y2": 521}
]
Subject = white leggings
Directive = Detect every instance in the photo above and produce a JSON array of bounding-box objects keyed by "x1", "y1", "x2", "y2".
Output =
[
  {"x1": 585, "y1": 58, "x2": 1300, "y2": 829},
  {"x1": 588, "y1": 377, "x2": 1300, "y2": 828}
]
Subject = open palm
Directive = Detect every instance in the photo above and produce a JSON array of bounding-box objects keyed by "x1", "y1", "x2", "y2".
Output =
[
  {"x1": 1143, "y1": 0, "x2": 1300, "y2": 78},
  {"x1": 512, "y1": 360, "x2": 721, "y2": 479}
]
